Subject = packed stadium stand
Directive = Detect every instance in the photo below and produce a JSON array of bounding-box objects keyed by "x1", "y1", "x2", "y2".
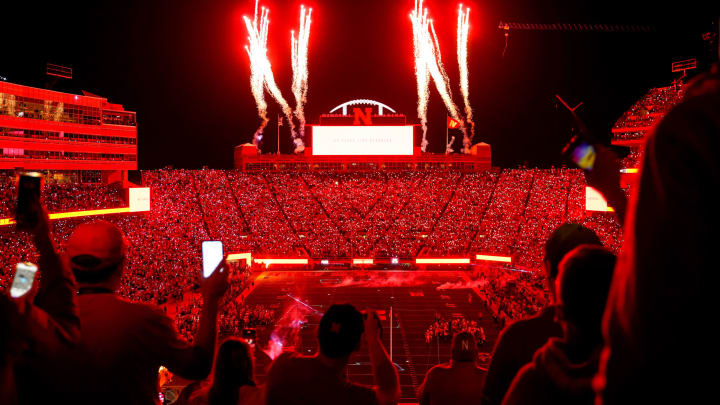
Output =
[
  {"x1": 1, "y1": 168, "x2": 622, "y2": 298},
  {"x1": 611, "y1": 84, "x2": 684, "y2": 170},
  {"x1": 0, "y1": 168, "x2": 623, "y2": 401}
]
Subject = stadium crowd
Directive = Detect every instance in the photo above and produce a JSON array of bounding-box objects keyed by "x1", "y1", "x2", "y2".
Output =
[
  {"x1": 424, "y1": 316, "x2": 486, "y2": 346},
  {"x1": 612, "y1": 85, "x2": 684, "y2": 131},
  {"x1": 472, "y1": 267, "x2": 550, "y2": 329},
  {"x1": 0, "y1": 176, "x2": 125, "y2": 217},
  {"x1": 3, "y1": 68, "x2": 714, "y2": 405},
  {"x1": 175, "y1": 262, "x2": 268, "y2": 342},
  {"x1": 1, "y1": 168, "x2": 624, "y2": 299}
]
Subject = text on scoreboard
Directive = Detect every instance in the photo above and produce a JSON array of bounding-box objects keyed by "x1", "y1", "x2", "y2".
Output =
[{"x1": 312, "y1": 126, "x2": 414, "y2": 156}]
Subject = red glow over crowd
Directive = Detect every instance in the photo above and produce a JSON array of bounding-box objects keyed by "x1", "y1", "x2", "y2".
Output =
[
  {"x1": 0, "y1": 168, "x2": 622, "y2": 297},
  {"x1": 0, "y1": 168, "x2": 623, "y2": 350}
]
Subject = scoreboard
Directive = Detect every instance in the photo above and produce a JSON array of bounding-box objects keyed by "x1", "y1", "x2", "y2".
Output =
[{"x1": 312, "y1": 125, "x2": 414, "y2": 156}]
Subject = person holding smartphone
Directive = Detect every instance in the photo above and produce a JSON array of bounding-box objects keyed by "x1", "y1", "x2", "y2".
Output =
[
  {"x1": 4, "y1": 176, "x2": 81, "y2": 404},
  {"x1": 18, "y1": 221, "x2": 229, "y2": 404}
]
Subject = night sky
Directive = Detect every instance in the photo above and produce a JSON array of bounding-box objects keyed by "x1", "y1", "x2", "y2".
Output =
[{"x1": 3, "y1": 1, "x2": 718, "y2": 169}]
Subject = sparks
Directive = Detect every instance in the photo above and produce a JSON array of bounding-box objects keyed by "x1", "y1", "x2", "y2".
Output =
[
  {"x1": 457, "y1": 5, "x2": 473, "y2": 153},
  {"x1": 446, "y1": 135, "x2": 456, "y2": 153},
  {"x1": 410, "y1": 1, "x2": 431, "y2": 151},
  {"x1": 244, "y1": 0, "x2": 295, "y2": 148},
  {"x1": 410, "y1": 0, "x2": 467, "y2": 152},
  {"x1": 291, "y1": 6, "x2": 312, "y2": 153}
]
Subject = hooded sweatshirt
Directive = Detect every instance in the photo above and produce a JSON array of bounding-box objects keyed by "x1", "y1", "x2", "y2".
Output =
[{"x1": 501, "y1": 337, "x2": 600, "y2": 405}]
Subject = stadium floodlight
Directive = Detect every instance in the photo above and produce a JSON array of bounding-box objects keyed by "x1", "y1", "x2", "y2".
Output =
[
  {"x1": 46, "y1": 63, "x2": 73, "y2": 79},
  {"x1": 227, "y1": 252, "x2": 253, "y2": 266},
  {"x1": 475, "y1": 254, "x2": 512, "y2": 263},
  {"x1": 353, "y1": 259, "x2": 373, "y2": 265},
  {"x1": 415, "y1": 258, "x2": 470, "y2": 264},
  {"x1": 254, "y1": 258, "x2": 308, "y2": 268},
  {"x1": 0, "y1": 206, "x2": 148, "y2": 227},
  {"x1": 671, "y1": 59, "x2": 697, "y2": 73}
]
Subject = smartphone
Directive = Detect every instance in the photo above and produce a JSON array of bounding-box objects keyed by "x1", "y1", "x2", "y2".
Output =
[
  {"x1": 16, "y1": 172, "x2": 43, "y2": 230},
  {"x1": 201, "y1": 241, "x2": 223, "y2": 278},
  {"x1": 242, "y1": 328, "x2": 257, "y2": 347},
  {"x1": 10, "y1": 262, "x2": 38, "y2": 298},
  {"x1": 562, "y1": 135, "x2": 596, "y2": 171}
]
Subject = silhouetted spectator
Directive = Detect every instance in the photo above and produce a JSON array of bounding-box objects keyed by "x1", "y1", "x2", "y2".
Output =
[
  {"x1": 265, "y1": 304, "x2": 400, "y2": 405},
  {"x1": 6, "y1": 202, "x2": 80, "y2": 404},
  {"x1": 596, "y1": 62, "x2": 720, "y2": 404},
  {"x1": 21, "y1": 220, "x2": 228, "y2": 404},
  {"x1": 179, "y1": 338, "x2": 262, "y2": 405},
  {"x1": 502, "y1": 245, "x2": 616, "y2": 405},
  {"x1": 480, "y1": 223, "x2": 601, "y2": 405},
  {"x1": 418, "y1": 331, "x2": 484, "y2": 405}
]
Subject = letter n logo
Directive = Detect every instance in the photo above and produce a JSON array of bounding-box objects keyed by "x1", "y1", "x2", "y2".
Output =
[{"x1": 353, "y1": 107, "x2": 373, "y2": 125}]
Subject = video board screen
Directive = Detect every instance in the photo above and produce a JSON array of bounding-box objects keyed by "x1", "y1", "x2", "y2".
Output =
[
  {"x1": 312, "y1": 126, "x2": 414, "y2": 156},
  {"x1": 129, "y1": 187, "x2": 151, "y2": 212}
]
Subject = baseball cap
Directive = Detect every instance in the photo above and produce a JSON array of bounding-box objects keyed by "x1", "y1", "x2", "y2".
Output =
[
  {"x1": 66, "y1": 221, "x2": 127, "y2": 272},
  {"x1": 451, "y1": 331, "x2": 478, "y2": 362}
]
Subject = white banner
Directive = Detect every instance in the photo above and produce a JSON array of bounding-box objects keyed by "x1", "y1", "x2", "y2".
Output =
[{"x1": 312, "y1": 126, "x2": 413, "y2": 156}]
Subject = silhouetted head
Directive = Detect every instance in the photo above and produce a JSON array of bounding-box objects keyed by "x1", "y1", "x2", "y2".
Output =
[
  {"x1": 317, "y1": 304, "x2": 364, "y2": 359},
  {"x1": 213, "y1": 338, "x2": 255, "y2": 386},
  {"x1": 544, "y1": 223, "x2": 602, "y2": 298},
  {"x1": 451, "y1": 331, "x2": 478, "y2": 363},
  {"x1": 207, "y1": 338, "x2": 255, "y2": 405},
  {"x1": 556, "y1": 244, "x2": 616, "y2": 341},
  {"x1": 66, "y1": 220, "x2": 127, "y2": 288}
]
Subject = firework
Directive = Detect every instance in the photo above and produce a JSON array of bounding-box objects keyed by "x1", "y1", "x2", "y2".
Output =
[
  {"x1": 457, "y1": 5, "x2": 473, "y2": 152},
  {"x1": 446, "y1": 135, "x2": 456, "y2": 154},
  {"x1": 410, "y1": 0, "x2": 466, "y2": 152},
  {"x1": 244, "y1": 0, "x2": 295, "y2": 147},
  {"x1": 410, "y1": 1, "x2": 431, "y2": 151},
  {"x1": 291, "y1": 6, "x2": 312, "y2": 153}
]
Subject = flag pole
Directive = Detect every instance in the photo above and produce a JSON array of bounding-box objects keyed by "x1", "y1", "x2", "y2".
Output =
[
  {"x1": 277, "y1": 114, "x2": 281, "y2": 155},
  {"x1": 445, "y1": 117, "x2": 449, "y2": 155},
  {"x1": 389, "y1": 306, "x2": 393, "y2": 363}
]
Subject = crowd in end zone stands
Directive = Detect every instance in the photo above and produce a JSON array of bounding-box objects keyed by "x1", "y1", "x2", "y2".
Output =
[
  {"x1": 425, "y1": 315, "x2": 486, "y2": 346},
  {"x1": 175, "y1": 261, "x2": 269, "y2": 342},
  {"x1": 0, "y1": 168, "x2": 619, "y2": 354},
  {"x1": 471, "y1": 266, "x2": 550, "y2": 329},
  {"x1": 611, "y1": 85, "x2": 684, "y2": 172},
  {"x1": 0, "y1": 169, "x2": 621, "y2": 295},
  {"x1": 612, "y1": 85, "x2": 684, "y2": 133}
]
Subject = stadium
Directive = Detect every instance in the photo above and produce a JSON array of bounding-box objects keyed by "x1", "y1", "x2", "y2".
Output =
[{"x1": 1, "y1": 1, "x2": 717, "y2": 404}]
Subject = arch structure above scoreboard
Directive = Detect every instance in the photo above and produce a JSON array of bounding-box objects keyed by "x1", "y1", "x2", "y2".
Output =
[{"x1": 329, "y1": 99, "x2": 397, "y2": 115}]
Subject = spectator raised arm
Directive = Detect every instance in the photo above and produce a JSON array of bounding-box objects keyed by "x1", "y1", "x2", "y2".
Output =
[
  {"x1": 15, "y1": 221, "x2": 228, "y2": 404},
  {"x1": 364, "y1": 309, "x2": 401, "y2": 405},
  {"x1": 164, "y1": 257, "x2": 229, "y2": 379},
  {"x1": 11, "y1": 202, "x2": 81, "y2": 403}
]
